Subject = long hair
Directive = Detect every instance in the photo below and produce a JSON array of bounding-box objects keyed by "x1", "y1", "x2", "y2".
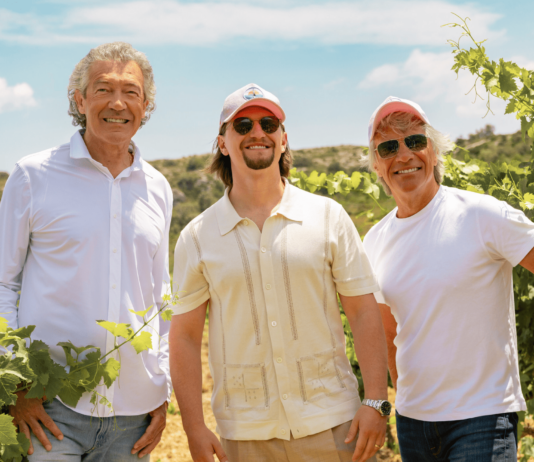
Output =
[
  {"x1": 68, "y1": 42, "x2": 156, "y2": 129},
  {"x1": 206, "y1": 122, "x2": 293, "y2": 189},
  {"x1": 361, "y1": 112, "x2": 455, "y2": 195}
]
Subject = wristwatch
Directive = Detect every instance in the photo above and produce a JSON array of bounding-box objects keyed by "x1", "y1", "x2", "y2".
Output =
[{"x1": 362, "y1": 399, "x2": 392, "y2": 417}]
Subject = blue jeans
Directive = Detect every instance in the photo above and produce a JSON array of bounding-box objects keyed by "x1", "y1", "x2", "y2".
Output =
[
  {"x1": 396, "y1": 411, "x2": 518, "y2": 462},
  {"x1": 29, "y1": 399, "x2": 151, "y2": 461}
]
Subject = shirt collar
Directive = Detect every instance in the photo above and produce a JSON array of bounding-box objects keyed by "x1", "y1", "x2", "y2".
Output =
[
  {"x1": 69, "y1": 130, "x2": 153, "y2": 178},
  {"x1": 215, "y1": 179, "x2": 304, "y2": 236}
]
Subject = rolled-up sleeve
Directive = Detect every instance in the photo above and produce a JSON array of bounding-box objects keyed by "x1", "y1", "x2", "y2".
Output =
[
  {"x1": 331, "y1": 205, "x2": 380, "y2": 296},
  {"x1": 172, "y1": 224, "x2": 210, "y2": 315},
  {"x1": 0, "y1": 165, "x2": 32, "y2": 330}
]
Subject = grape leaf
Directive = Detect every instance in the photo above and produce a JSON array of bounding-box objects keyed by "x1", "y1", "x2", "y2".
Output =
[
  {"x1": 0, "y1": 414, "x2": 18, "y2": 445},
  {"x1": 161, "y1": 309, "x2": 173, "y2": 322},
  {"x1": 10, "y1": 326, "x2": 35, "y2": 340},
  {"x1": 130, "y1": 331, "x2": 152, "y2": 354},
  {"x1": 77, "y1": 351, "x2": 104, "y2": 390},
  {"x1": 25, "y1": 340, "x2": 67, "y2": 401},
  {"x1": 0, "y1": 316, "x2": 7, "y2": 333},
  {"x1": 1, "y1": 433, "x2": 30, "y2": 462},
  {"x1": 0, "y1": 374, "x2": 20, "y2": 407},
  {"x1": 102, "y1": 358, "x2": 120, "y2": 388},
  {"x1": 57, "y1": 341, "x2": 97, "y2": 368},
  {"x1": 351, "y1": 171, "x2": 362, "y2": 189},
  {"x1": 96, "y1": 321, "x2": 134, "y2": 340},
  {"x1": 0, "y1": 356, "x2": 36, "y2": 406},
  {"x1": 57, "y1": 379, "x2": 86, "y2": 408},
  {"x1": 129, "y1": 306, "x2": 153, "y2": 318}
]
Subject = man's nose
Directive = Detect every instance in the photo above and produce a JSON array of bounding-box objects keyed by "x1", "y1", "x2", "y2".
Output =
[
  {"x1": 396, "y1": 142, "x2": 415, "y2": 162},
  {"x1": 109, "y1": 91, "x2": 126, "y2": 111},
  {"x1": 250, "y1": 120, "x2": 265, "y2": 137}
]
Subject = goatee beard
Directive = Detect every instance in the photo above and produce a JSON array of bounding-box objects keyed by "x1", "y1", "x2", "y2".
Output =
[{"x1": 242, "y1": 151, "x2": 275, "y2": 170}]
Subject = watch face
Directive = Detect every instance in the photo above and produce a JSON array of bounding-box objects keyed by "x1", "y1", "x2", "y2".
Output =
[{"x1": 380, "y1": 401, "x2": 392, "y2": 416}]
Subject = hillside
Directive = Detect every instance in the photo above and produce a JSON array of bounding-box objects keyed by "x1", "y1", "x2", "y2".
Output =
[{"x1": 0, "y1": 127, "x2": 532, "y2": 270}]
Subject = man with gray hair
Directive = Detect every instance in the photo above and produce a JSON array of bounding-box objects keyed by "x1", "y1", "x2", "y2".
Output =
[
  {"x1": 0, "y1": 42, "x2": 172, "y2": 460},
  {"x1": 362, "y1": 96, "x2": 534, "y2": 460}
]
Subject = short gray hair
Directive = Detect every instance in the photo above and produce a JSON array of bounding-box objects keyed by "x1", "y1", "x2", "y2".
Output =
[
  {"x1": 68, "y1": 42, "x2": 156, "y2": 128},
  {"x1": 361, "y1": 112, "x2": 455, "y2": 195}
]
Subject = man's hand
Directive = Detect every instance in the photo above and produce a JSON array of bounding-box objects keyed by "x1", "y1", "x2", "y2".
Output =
[
  {"x1": 187, "y1": 425, "x2": 228, "y2": 462},
  {"x1": 131, "y1": 401, "x2": 167, "y2": 458},
  {"x1": 9, "y1": 390, "x2": 64, "y2": 455},
  {"x1": 345, "y1": 405, "x2": 387, "y2": 462}
]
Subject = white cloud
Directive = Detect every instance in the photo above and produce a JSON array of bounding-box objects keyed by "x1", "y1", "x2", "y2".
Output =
[
  {"x1": 0, "y1": 78, "x2": 36, "y2": 113},
  {"x1": 0, "y1": 1, "x2": 503, "y2": 46},
  {"x1": 358, "y1": 49, "x2": 534, "y2": 119},
  {"x1": 324, "y1": 78, "x2": 346, "y2": 89}
]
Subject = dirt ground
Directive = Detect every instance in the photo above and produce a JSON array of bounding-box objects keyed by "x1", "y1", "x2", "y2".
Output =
[{"x1": 151, "y1": 327, "x2": 532, "y2": 462}]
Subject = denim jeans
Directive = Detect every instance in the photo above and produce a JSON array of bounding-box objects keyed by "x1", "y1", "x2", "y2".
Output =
[
  {"x1": 29, "y1": 399, "x2": 151, "y2": 461},
  {"x1": 396, "y1": 411, "x2": 518, "y2": 462}
]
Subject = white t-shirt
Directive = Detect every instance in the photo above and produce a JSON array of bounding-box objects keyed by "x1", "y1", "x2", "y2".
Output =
[{"x1": 363, "y1": 186, "x2": 534, "y2": 421}]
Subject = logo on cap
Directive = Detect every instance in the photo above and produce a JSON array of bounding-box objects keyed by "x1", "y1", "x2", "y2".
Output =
[{"x1": 243, "y1": 87, "x2": 263, "y2": 100}]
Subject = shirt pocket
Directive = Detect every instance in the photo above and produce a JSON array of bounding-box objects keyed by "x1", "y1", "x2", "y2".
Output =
[
  {"x1": 224, "y1": 363, "x2": 270, "y2": 410},
  {"x1": 297, "y1": 348, "x2": 346, "y2": 403}
]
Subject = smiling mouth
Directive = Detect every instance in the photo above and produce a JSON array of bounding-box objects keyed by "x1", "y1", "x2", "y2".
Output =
[
  {"x1": 245, "y1": 145, "x2": 270, "y2": 150},
  {"x1": 104, "y1": 118, "x2": 129, "y2": 124},
  {"x1": 395, "y1": 167, "x2": 421, "y2": 174}
]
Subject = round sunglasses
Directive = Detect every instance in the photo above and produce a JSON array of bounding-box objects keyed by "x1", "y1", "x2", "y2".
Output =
[
  {"x1": 376, "y1": 134, "x2": 428, "y2": 159},
  {"x1": 232, "y1": 116, "x2": 280, "y2": 135}
]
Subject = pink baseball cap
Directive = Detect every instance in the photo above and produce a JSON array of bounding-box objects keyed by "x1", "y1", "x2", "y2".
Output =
[
  {"x1": 219, "y1": 83, "x2": 286, "y2": 127},
  {"x1": 368, "y1": 96, "x2": 430, "y2": 144}
]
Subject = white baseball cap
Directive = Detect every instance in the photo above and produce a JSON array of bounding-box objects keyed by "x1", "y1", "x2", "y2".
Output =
[
  {"x1": 368, "y1": 96, "x2": 430, "y2": 144},
  {"x1": 219, "y1": 83, "x2": 286, "y2": 127}
]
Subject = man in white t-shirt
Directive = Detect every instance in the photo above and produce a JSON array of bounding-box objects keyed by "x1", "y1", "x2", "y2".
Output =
[{"x1": 361, "y1": 96, "x2": 534, "y2": 461}]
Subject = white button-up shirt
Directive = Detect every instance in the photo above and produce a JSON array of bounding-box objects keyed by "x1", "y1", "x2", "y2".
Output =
[
  {"x1": 173, "y1": 183, "x2": 380, "y2": 440},
  {"x1": 0, "y1": 131, "x2": 173, "y2": 417}
]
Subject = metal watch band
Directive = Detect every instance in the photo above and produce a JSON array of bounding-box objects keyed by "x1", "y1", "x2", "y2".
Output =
[{"x1": 362, "y1": 398, "x2": 389, "y2": 416}]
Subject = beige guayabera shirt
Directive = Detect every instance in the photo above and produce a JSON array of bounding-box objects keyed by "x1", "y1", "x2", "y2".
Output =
[{"x1": 173, "y1": 182, "x2": 380, "y2": 441}]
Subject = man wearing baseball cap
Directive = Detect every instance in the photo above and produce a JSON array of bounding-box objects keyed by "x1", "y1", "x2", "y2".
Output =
[
  {"x1": 169, "y1": 83, "x2": 390, "y2": 462},
  {"x1": 362, "y1": 96, "x2": 534, "y2": 459}
]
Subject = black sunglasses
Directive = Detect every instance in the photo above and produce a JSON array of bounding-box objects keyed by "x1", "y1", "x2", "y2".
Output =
[
  {"x1": 376, "y1": 134, "x2": 428, "y2": 159},
  {"x1": 232, "y1": 116, "x2": 280, "y2": 135}
]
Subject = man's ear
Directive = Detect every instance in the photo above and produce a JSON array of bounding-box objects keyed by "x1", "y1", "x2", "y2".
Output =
[
  {"x1": 218, "y1": 135, "x2": 229, "y2": 156},
  {"x1": 373, "y1": 160, "x2": 383, "y2": 178},
  {"x1": 281, "y1": 131, "x2": 288, "y2": 153},
  {"x1": 142, "y1": 99, "x2": 149, "y2": 119},
  {"x1": 429, "y1": 140, "x2": 438, "y2": 166},
  {"x1": 74, "y1": 89, "x2": 86, "y2": 115}
]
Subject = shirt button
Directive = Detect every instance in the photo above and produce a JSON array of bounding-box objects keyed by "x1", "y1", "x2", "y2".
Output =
[
  {"x1": 261, "y1": 247, "x2": 267, "y2": 253},
  {"x1": 112, "y1": 284, "x2": 116, "y2": 289},
  {"x1": 113, "y1": 214, "x2": 117, "y2": 219},
  {"x1": 271, "y1": 321, "x2": 277, "y2": 327},
  {"x1": 113, "y1": 249, "x2": 117, "y2": 253},
  {"x1": 243, "y1": 220, "x2": 249, "y2": 226},
  {"x1": 281, "y1": 429, "x2": 286, "y2": 435},
  {"x1": 266, "y1": 284, "x2": 271, "y2": 290},
  {"x1": 282, "y1": 394, "x2": 288, "y2": 400},
  {"x1": 276, "y1": 357, "x2": 282, "y2": 363}
]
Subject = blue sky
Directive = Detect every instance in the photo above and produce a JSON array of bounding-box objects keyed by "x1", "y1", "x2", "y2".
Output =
[{"x1": 0, "y1": 0, "x2": 533, "y2": 173}]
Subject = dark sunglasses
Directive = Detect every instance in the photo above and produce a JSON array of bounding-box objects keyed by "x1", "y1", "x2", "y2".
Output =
[
  {"x1": 376, "y1": 134, "x2": 428, "y2": 159},
  {"x1": 232, "y1": 116, "x2": 280, "y2": 135}
]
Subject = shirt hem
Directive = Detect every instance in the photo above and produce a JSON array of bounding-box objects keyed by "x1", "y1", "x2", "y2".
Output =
[
  {"x1": 396, "y1": 400, "x2": 527, "y2": 422},
  {"x1": 216, "y1": 396, "x2": 360, "y2": 441},
  {"x1": 58, "y1": 395, "x2": 169, "y2": 418}
]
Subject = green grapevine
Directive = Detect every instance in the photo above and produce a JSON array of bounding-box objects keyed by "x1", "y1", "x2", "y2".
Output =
[{"x1": 0, "y1": 293, "x2": 176, "y2": 462}]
